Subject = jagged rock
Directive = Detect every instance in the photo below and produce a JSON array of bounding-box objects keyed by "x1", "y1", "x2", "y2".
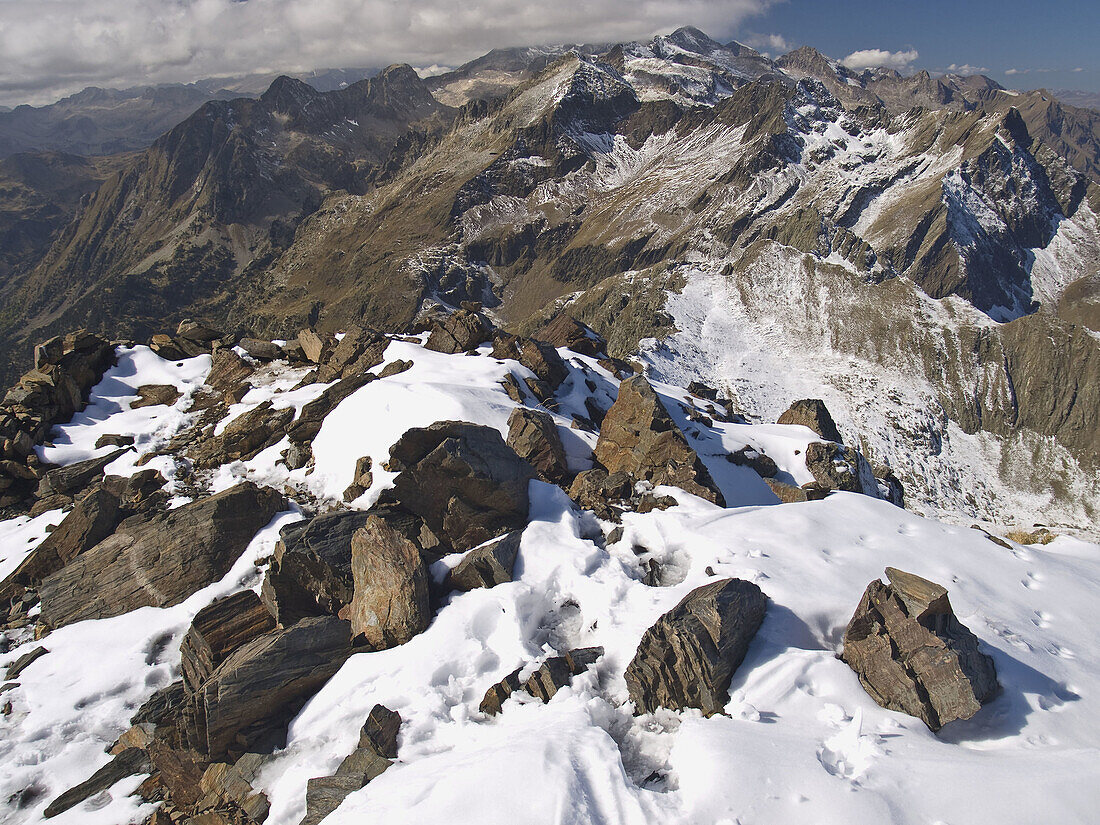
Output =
[
  {"x1": 150, "y1": 334, "x2": 190, "y2": 360},
  {"x1": 190, "y1": 402, "x2": 294, "y2": 468},
  {"x1": 109, "y1": 722, "x2": 157, "y2": 755},
  {"x1": 875, "y1": 465, "x2": 906, "y2": 507},
  {"x1": 342, "y1": 456, "x2": 374, "y2": 501},
  {"x1": 95, "y1": 433, "x2": 135, "y2": 449},
  {"x1": 688, "y1": 381, "x2": 718, "y2": 401},
  {"x1": 181, "y1": 591, "x2": 276, "y2": 692},
  {"x1": 281, "y1": 442, "x2": 311, "y2": 471},
  {"x1": 286, "y1": 374, "x2": 376, "y2": 444},
  {"x1": 38, "y1": 483, "x2": 285, "y2": 629},
  {"x1": 5, "y1": 645, "x2": 48, "y2": 679},
  {"x1": 238, "y1": 338, "x2": 281, "y2": 362},
  {"x1": 763, "y1": 478, "x2": 829, "y2": 503},
  {"x1": 43, "y1": 748, "x2": 152, "y2": 818},
  {"x1": 298, "y1": 329, "x2": 333, "y2": 364},
  {"x1": 132, "y1": 680, "x2": 187, "y2": 726},
  {"x1": 492, "y1": 333, "x2": 569, "y2": 389},
  {"x1": 360, "y1": 704, "x2": 401, "y2": 759},
  {"x1": 38, "y1": 447, "x2": 130, "y2": 497},
  {"x1": 445, "y1": 531, "x2": 521, "y2": 591},
  {"x1": 177, "y1": 321, "x2": 225, "y2": 347},
  {"x1": 593, "y1": 376, "x2": 724, "y2": 506},
  {"x1": 841, "y1": 567, "x2": 1000, "y2": 731},
  {"x1": 777, "y1": 398, "x2": 843, "y2": 443},
  {"x1": 205, "y1": 349, "x2": 254, "y2": 397},
  {"x1": 480, "y1": 647, "x2": 603, "y2": 716},
  {"x1": 132, "y1": 384, "x2": 182, "y2": 409},
  {"x1": 260, "y1": 511, "x2": 371, "y2": 626},
  {"x1": 144, "y1": 741, "x2": 209, "y2": 809},
  {"x1": 185, "y1": 616, "x2": 354, "y2": 758},
  {"x1": 728, "y1": 446, "x2": 778, "y2": 478},
  {"x1": 803, "y1": 441, "x2": 881, "y2": 496},
  {"x1": 197, "y1": 753, "x2": 271, "y2": 821},
  {"x1": 536, "y1": 315, "x2": 605, "y2": 357},
  {"x1": 317, "y1": 326, "x2": 388, "y2": 383},
  {"x1": 349, "y1": 515, "x2": 431, "y2": 648},
  {"x1": 378, "y1": 359, "x2": 413, "y2": 378},
  {"x1": 384, "y1": 421, "x2": 536, "y2": 551},
  {"x1": 0, "y1": 484, "x2": 120, "y2": 600},
  {"x1": 625, "y1": 578, "x2": 767, "y2": 716},
  {"x1": 500, "y1": 373, "x2": 525, "y2": 404},
  {"x1": 567, "y1": 468, "x2": 634, "y2": 521},
  {"x1": 103, "y1": 469, "x2": 167, "y2": 513},
  {"x1": 424, "y1": 309, "x2": 493, "y2": 354},
  {"x1": 506, "y1": 407, "x2": 570, "y2": 485}
]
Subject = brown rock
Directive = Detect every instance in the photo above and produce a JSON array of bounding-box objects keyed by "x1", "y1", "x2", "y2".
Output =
[
  {"x1": 5, "y1": 645, "x2": 48, "y2": 679},
  {"x1": 378, "y1": 359, "x2": 413, "y2": 378},
  {"x1": 777, "y1": 399, "x2": 843, "y2": 443},
  {"x1": 728, "y1": 446, "x2": 778, "y2": 478},
  {"x1": 43, "y1": 748, "x2": 152, "y2": 818},
  {"x1": 506, "y1": 407, "x2": 570, "y2": 485},
  {"x1": 424, "y1": 309, "x2": 492, "y2": 354},
  {"x1": 38, "y1": 447, "x2": 130, "y2": 497},
  {"x1": 841, "y1": 568, "x2": 1000, "y2": 731},
  {"x1": 491, "y1": 333, "x2": 569, "y2": 389},
  {"x1": 298, "y1": 329, "x2": 332, "y2": 364},
  {"x1": 342, "y1": 456, "x2": 374, "y2": 502},
  {"x1": 181, "y1": 591, "x2": 276, "y2": 692},
  {"x1": 238, "y1": 339, "x2": 282, "y2": 362},
  {"x1": 567, "y1": 468, "x2": 634, "y2": 521},
  {"x1": 132, "y1": 384, "x2": 182, "y2": 409},
  {"x1": 480, "y1": 647, "x2": 603, "y2": 716},
  {"x1": 625, "y1": 578, "x2": 766, "y2": 716},
  {"x1": 536, "y1": 316, "x2": 605, "y2": 356},
  {"x1": 349, "y1": 515, "x2": 431, "y2": 648},
  {"x1": 205, "y1": 349, "x2": 254, "y2": 396},
  {"x1": 38, "y1": 483, "x2": 285, "y2": 629},
  {"x1": 190, "y1": 402, "x2": 294, "y2": 468},
  {"x1": 593, "y1": 376, "x2": 724, "y2": 505},
  {"x1": 287, "y1": 374, "x2": 375, "y2": 445}
]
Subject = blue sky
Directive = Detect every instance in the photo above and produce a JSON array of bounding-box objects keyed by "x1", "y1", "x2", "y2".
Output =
[{"x1": 730, "y1": 0, "x2": 1099, "y2": 92}]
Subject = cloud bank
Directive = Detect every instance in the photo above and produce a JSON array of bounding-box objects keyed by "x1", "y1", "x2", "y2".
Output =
[
  {"x1": 0, "y1": 0, "x2": 775, "y2": 106},
  {"x1": 840, "y1": 48, "x2": 919, "y2": 71}
]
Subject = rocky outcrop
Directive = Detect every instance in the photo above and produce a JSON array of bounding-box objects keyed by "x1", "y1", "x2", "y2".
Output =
[
  {"x1": 803, "y1": 441, "x2": 881, "y2": 497},
  {"x1": 185, "y1": 615, "x2": 354, "y2": 758},
  {"x1": 492, "y1": 332, "x2": 569, "y2": 390},
  {"x1": 260, "y1": 510, "x2": 371, "y2": 626},
  {"x1": 180, "y1": 591, "x2": 276, "y2": 692},
  {"x1": 190, "y1": 401, "x2": 295, "y2": 468},
  {"x1": 286, "y1": 374, "x2": 376, "y2": 445},
  {"x1": 314, "y1": 326, "x2": 388, "y2": 383},
  {"x1": 841, "y1": 567, "x2": 1000, "y2": 731},
  {"x1": 349, "y1": 515, "x2": 431, "y2": 648},
  {"x1": 384, "y1": 421, "x2": 537, "y2": 551},
  {"x1": 445, "y1": 530, "x2": 522, "y2": 591},
  {"x1": 777, "y1": 398, "x2": 843, "y2": 443},
  {"x1": 625, "y1": 578, "x2": 767, "y2": 716},
  {"x1": 37, "y1": 446, "x2": 130, "y2": 498},
  {"x1": 536, "y1": 315, "x2": 605, "y2": 357},
  {"x1": 506, "y1": 407, "x2": 570, "y2": 484},
  {"x1": 480, "y1": 647, "x2": 604, "y2": 716},
  {"x1": 424, "y1": 309, "x2": 493, "y2": 354},
  {"x1": 593, "y1": 376, "x2": 724, "y2": 505},
  {"x1": 37, "y1": 483, "x2": 285, "y2": 629}
]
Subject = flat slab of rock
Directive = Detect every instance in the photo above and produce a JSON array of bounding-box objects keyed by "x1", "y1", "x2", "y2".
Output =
[
  {"x1": 38, "y1": 483, "x2": 285, "y2": 629},
  {"x1": 841, "y1": 567, "x2": 1000, "y2": 731},
  {"x1": 349, "y1": 515, "x2": 431, "y2": 648},
  {"x1": 625, "y1": 578, "x2": 766, "y2": 716},
  {"x1": 593, "y1": 376, "x2": 724, "y2": 506},
  {"x1": 44, "y1": 748, "x2": 152, "y2": 818},
  {"x1": 480, "y1": 647, "x2": 604, "y2": 716},
  {"x1": 386, "y1": 421, "x2": 536, "y2": 552},
  {"x1": 777, "y1": 398, "x2": 843, "y2": 443}
]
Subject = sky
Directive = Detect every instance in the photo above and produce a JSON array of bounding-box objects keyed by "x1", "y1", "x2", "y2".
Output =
[{"x1": 0, "y1": 0, "x2": 1096, "y2": 108}]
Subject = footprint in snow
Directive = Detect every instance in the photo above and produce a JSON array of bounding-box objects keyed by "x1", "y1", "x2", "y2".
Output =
[{"x1": 816, "y1": 707, "x2": 879, "y2": 781}]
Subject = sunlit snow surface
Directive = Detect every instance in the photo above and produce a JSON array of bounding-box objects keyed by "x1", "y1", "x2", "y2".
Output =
[{"x1": 1, "y1": 342, "x2": 1098, "y2": 825}]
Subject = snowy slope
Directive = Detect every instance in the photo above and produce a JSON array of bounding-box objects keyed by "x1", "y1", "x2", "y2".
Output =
[{"x1": 1, "y1": 340, "x2": 1098, "y2": 825}]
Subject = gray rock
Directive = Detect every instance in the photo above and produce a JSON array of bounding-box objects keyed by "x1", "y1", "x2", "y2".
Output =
[
  {"x1": 287, "y1": 374, "x2": 376, "y2": 444},
  {"x1": 480, "y1": 647, "x2": 603, "y2": 716},
  {"x1": 728, "y1": 446, "x2": 778, "y2": 478},
  {"x1": 238, "y1": 338, "x2": 282, "y2": 361},
  {"x1": 777, "y1": 399, "x2": 843, "y2": 443},
  {"x1": 625, "y1": 578, "x2": 767, "y2": 716},
  {"x1": 491, "y1": 333, "x2": 569, "y2": 389},
  {"x1": 38, "y1": 447, "x2": 130, "y2": 497},
  {"x1": 38, "y1": 483, "x2": 285, "y2": 629},
  {"x1": 804, "y1": 441, "x2": 881, "y2": 497},
  {"x1": 841, "y1": 567, "x2": 1000, "y2": 731},
  {"x1": 349, "y1": 515, "x2": 431, "y2": 648},
  {"x1": 43, "y1": 748, "x2": 152, "y2": 818},
  {"x1": 424, "y1": 309, "x2": 493, "y2": 354},
  {"x1": 445, "y1": 531, "x2": 521, "y2": 592},
  {"x1": 190, "y1": 401, "x2": 294, "y2": 468},
  {"x1": 360, "y1": 704, "x2": 401, "y2": 759},
  {"x1": 593, "y1": 376, "x2": 724, "y2": 506},
  {"x1": 180, "y1": 591, "x2": 275, "y2": 692},
  {"x1": 506, "y1": 407, "x2": 570, "y2": 485},
  {"x1": 385, "y1": 421, "x2": 536, "y2": 552},
  {"x1": 5, "y1": 645, "x2": 48, "y2": 679}
]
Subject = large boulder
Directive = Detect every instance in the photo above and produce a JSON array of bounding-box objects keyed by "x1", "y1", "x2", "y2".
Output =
[
  {"x1": 445, "y1": 530, "x2": 522, "y2": 592},
  {"x1": 625, "y1": 578, "x2": 767, "y2": 716},
  {"x1": 38, "y1": 483, "x2": 285, "y2": 628},
  {"x1": 184, "y1": 615, "x2": 354, "y2": 758},
  {"x1": 777, "y1": 398, "x2": 843, "y2": 443},
  {"x1": 803, "y1": 441, "x2": 881, "y2": 497},
  {"x1": 506, "y1": 407, "x2": 570, "y2": 485},
  {"x1": 0, "y1": 484, "x2": 121, "y2": 600},
  {"x1": 424, "y1": 309, "x2": 493, "y2": 354},
  {"x1": 260, "y1": 510, "x2": 372, "y2": 626},
  {"x1": 349, "y1": 515, "x2": 431, "y2": 648},
  {"x1": 316, "y1": 326, "x2": 388, "y2": 382},
  {"x1": 535, "y1": 315, "x2": 605, "y2": 357},
  {"x1": 491, "y1": 333, "x2": 569, "y2": 389},
  {"x1": 593, "y1": 376, "x2": 724, "y2": 505},
  {"x1": 180, "y1": 591, "x2": 276, "y2": 692},
  {"x1": 385, "y1": 421, "x2": 536, "y2": 552},
  {"x1": 841, "y1": 567, "x2": 1000, "y2": 731}
]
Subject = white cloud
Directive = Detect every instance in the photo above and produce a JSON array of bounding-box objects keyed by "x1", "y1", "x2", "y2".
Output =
[
  {"x1": 840, "y1": 48, "x2": 919, "y2": 71},
  {"x1": 0, "y1": 0, "x2": 776, "y2": 106},
  {"x1": 1005, "y1": 68, "x2": 1025, "y2": 75},
  {"x1": 945, "y1": 63, "x2": 989, "y2": 75},
  {"x1": 742, "y1": 32, "x2": 791, "y2": 53}
]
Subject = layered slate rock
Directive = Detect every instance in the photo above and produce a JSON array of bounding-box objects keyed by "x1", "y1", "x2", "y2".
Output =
[
  {"x1": 0, "y1": 484, "x2": 120, "y2": 600},
  {"x1": 190, "y1": 401, "x2": 294, "y2": 468},
  {"x1": 803, "y1": 441, "x2": 881, "y2": 497},
  {"x1": 445, "y1": 531, "x2": 522, "y2": 592},
  {"x1": 286, "y1": 373, "x2": 376, "y2": 445},
  {"x1": 536, "y1": 315, "x2": 605, "y2": 357},
  {"x1": 480, "y1": 647, "x2": 604, "y2": 716},
  {"x1": 424, "y1": 309, "x2": 493, "y2": 354},
  {"x1": 299, "y1": 704, "x2": 401, "y2": 825},
  {"x1": 185, "y1": 616, "x2": 354, "y2": 758},
  {"x1": 593, "y1": 376, "x2": 724, "y2": 505},
  {"x1": 260, "y1": 511, "x2": 371, "y2": 626},
  {"x1": 777, "y1": 398, "x2": 843, "y2": 443},
  {"x1": 43, "y1": 748, "x2": 152, "y2": 818},
  {"x1": 315, "y1": 326, "x2": 388, "y2": 383},
  {"x1": 38, "y1": 483, "x2": 285, "y2": 629},
  {"x1": 37, "y1": 446, "x2": 130, "y2": 497},
  {"x1": 349, "y1": 515, "x2": 431, "y2": 648},
  {"x1": 841, "y1": 567, "x2": 1000, "y2": 731},
  {"x1": 625, "y1": 578, "x2": 767, "y2": 716},
  {"x1": 492, "y1": 332, "x2": 569, "y2": 389},
  {"x1": 506, "y1": 407, "x2": 570, "y2": 485},
  {"x1": 180, "y1": 591, "x2": 276, "y2": 692},
  {"x1": 385, "y1": 421, "x2": 537, "y2": 552}
]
